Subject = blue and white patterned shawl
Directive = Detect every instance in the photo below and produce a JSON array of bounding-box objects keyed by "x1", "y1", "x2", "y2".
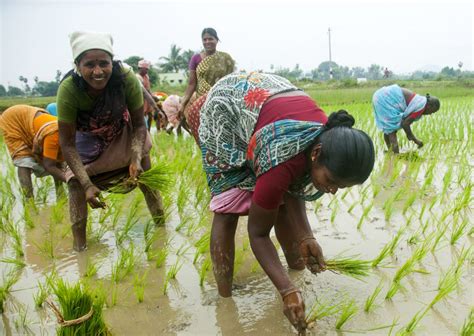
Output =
[{"x1": 373, "y1": 84, "x2": 427, "y2": 134}]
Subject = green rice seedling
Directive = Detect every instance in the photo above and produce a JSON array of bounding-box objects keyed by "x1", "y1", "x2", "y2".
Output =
[
  {"x1": 4, "y1": 219, "x2": 24, "y2": 257},
  {"x1": 372, "y1": 183, "x2": 381, "y2": 198},
  {"x1": 357, "y1": 203, "x2": 373, "y2": 230},
  {"x1": 193, "y1": 231, "x2": 210, "y2": 264},
  {"x1": 441, "y1": 164, "x2": 453, "y2": 196},
  {"x1": 133, "y1": 271, "x2": 148, "y2": 303},
  {"x1": 347, "y1": 200, "x2": 358, "y2": 214},
  {"x1": 143, "y1": 219, "x2": 155, "y2": 254},
  {"x1": 176, "y1": 181, "x2": 189, "y2": 217},
  {"x1": 198, "y1": 257, "x2": 212, "y2": 286},
  {"x1": 51, "y1": 197, "x2": 67, "y2": 224},
  {"x1": 110, "y1": 245, "x2": 136, "y2": 282},
  {"x1": 460, "y1": 308, "x2": 473, "y2": 336},
  {"x1": 0, "y1": 268, "x2": 21, "y2": 313},
  {"x1": 402, "y1": 192, "x2": 418, "y2": 215},
  {"x1": 155, "y1": 246, "x2": 169, "y2": 268},
  {"x1": 14, "y1": 304, "x2": 32, "y2": 335},
  {"x1": 50, "y1": 278, "x2": 109, "y2": 335},
  {"x1": 176, "y1": 242, "x2": 191, "y2": 256},
  {"x1": 418, "y1": 202, "x2": 427, "y2": 220},
  {"x1": 305, "y1": 297, "x2": 342, "y2": 324},
  {"x1": 84, "y1": 260, "x2": 98, "y2": 278},
  {"x1": 330, "y1": 202, "x2": 339, "y2": 223},
  {"x1": 167, "y1": 259, "x2": 182, "y2": 280},
  {"x1": 385, "y1": 280, "x2": 402, "y2": 300},
  {"x1": 325, "y1": 256, "x2": 371, "y2": 280},
  {"x1": 431, "y1": 220, "x2": 449, "y2": 252},
  {"x1": 175, "y1": 213, "x2": 192, "y2": 232},
  {"x1": 23, "y1": 205, "x2": 35, "y2": 229},
  {"x1": 340, "y1": 188, "x2": 351, "y2": 200},
  {"x1": 397, "y1": 308, "x2": 427, "y2": 335},
  {"x1": 364, "y1": 281, "x2": 383, "y2": 312},
  {"x1": 372, "y1": 228, "x2": 405, "y2": 267},
  {"x1": 335, "y1": 299, "x2": 358, "y2": 330},
  {"x1": 250, "y1": 260, "x2": 261, "y2": 273},
  {"x1": 450, "y1": 216, "x2": 469, "y2": 245},
  {"x1": 0, "y1": 257, "x2": 26, "y2": 268},
  {"x1": 115, "y1": 197, "x2": 140, "y2": 245},
  {"x1": 33, "y1": 282, "x2": 49, "y2": 308}
]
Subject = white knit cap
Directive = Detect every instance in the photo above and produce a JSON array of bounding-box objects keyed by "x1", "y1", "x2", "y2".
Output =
[{"x1": 69, "y1": 31, "x2": 114, "y2": 61}]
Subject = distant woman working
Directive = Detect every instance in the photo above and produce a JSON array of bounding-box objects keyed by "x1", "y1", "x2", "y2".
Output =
[{"x1": 373, "y1": 84, "x2": 440, "y2": 153}]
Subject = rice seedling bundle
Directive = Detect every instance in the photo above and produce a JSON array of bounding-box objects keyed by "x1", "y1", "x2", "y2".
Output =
[
  {"x1": 49, "y1": 279, "x2": 109, "y2": 335},
  {"x1": 325, "y1": 256, "x2": 371, "y2": 280}
]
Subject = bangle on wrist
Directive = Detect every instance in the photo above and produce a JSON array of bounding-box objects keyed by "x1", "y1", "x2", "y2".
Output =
[
  {"x1": 299, "y1": 236, "x2": 316, "y2": 245},
  {"x1": 279, "y1": 287, "x2": 301, "y2": 299},
  {"x1": 82, "y1": 181, "x2": 94, "y2": 191}
]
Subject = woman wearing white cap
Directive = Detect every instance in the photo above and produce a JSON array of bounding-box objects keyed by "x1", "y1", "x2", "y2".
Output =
[{"x1": 57, "y1": 31, "x2": 164, "y2": 251}]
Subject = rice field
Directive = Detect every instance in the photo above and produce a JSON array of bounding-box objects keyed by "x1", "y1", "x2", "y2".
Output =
[{"x1": 0, "y1": 88, "x2": 472, "y2": 335}]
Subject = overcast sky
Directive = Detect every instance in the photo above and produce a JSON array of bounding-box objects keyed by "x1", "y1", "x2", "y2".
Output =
[{"x1": 0, "y1": 0, "x2": 472, "y2": 87}]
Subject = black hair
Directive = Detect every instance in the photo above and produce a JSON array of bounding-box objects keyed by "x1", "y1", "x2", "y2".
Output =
[
  {"x1": 201, "y1": 27, "x2": 219, "y2": 41},
  {"x1": 426, "y1": 94, "x2": 440, "y2": 112},
  {"x1": 315, "y1": 110, "x2": 375, "y2": 184}
]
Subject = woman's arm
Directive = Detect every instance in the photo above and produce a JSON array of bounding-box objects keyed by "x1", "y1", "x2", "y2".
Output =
[
  {"x1": 58, "y1": 120, "x2": 104, "y2": 208},
  {"x1": 401, "y1": 118, "x2": 423, "y2": 148},
  {"x1": 248, "y1": 202, "x2": 293, "y2": 293},
  {"x1": 129, "y1": 105, "x2": 147, "y2": 178},
  {"x1": 248, "y1": 201, "x2": 308, "y2": 333},
  {"x1": 42, "y1": 158, "x2": 66, "y2": 182},
  {"x1": 178, "y1": 70, "x2": 197, "y2": 117},
  {"x1": 283, "y1": 193, "x2": 326, "y2": 273}
]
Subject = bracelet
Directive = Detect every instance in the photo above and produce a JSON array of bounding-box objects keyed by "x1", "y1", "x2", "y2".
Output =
[
  {"x1": 299, "y1": 236, "x2": 316, "y2": 246},
  {"x1": 280, "y1": 287, "x2": 301, "y2": 300},
  {"x1": 82, "y1": 181, "x2": 94, "y2": 192}
]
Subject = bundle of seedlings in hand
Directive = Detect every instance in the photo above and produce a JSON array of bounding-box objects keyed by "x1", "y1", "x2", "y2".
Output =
[
  {"x1": 49, "y1": 279, "x2": 109, "y2": 335},
  {"x1": 325, "y1": 255, "x2": 371, "y2": 280},
  {"x1": 134, "y1": 162, "x2": 173, "y2": 192},
  {"x1": 109, "y1": 161, "x2": 172, "y2": 194}
]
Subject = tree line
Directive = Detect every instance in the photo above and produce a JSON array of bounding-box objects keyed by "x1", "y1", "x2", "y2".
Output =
[{"x1": 2, "y1": 45, "x2": 472, "y2": 98}]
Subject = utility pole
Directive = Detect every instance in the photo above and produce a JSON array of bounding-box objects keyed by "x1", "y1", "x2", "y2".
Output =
[{"x1": 328, "y1": 27, "x2": 333, "y2": 79}]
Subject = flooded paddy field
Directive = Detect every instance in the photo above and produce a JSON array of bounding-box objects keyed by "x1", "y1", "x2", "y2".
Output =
[{"x1": 0, "y1": 93, "x2": 472, "y2": 335}]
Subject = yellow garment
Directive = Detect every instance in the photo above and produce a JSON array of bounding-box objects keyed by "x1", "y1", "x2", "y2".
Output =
[
  {"x1": 0, "y1": 105, "x2": 58, "y2": 161},
  {"x1": 33, "y1": 113, "x2": 62, "y2": 161}
]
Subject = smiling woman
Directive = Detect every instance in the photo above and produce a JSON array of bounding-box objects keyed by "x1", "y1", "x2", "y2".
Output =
[
  {"x1": 56, "y1": 31, "x2": 164, "y2": 251},
  {"x1": 178, "y1": 27, "x2": 235, "y2": 125}
]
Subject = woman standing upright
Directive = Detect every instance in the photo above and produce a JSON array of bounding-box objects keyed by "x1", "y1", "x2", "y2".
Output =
[
  {"x1": 57, "y1": 31, "x2": 164, "y2": 251},
  {"x1": 179, "y1": 27, "x2": 235, "y2": 122}
]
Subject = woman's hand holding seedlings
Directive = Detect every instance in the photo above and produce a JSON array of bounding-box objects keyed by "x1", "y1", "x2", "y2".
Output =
[
  {"x1": 85, "y1": 185, "x2": 105, "y2": 209},
  {"x1": 282, "y1": 289, "x2": 307, "y2": 334},
  {"x1": 299, "y1": 237, "x2": 326, "y2": 274}
]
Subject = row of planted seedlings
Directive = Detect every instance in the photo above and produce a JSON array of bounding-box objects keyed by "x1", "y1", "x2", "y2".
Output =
[{"x1": 302, "y1": 99, "x2": 473, "y2": 334}]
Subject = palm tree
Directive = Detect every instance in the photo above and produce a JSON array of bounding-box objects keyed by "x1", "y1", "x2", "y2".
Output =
[{"x1": 159, "y1": 44, "x2": 184, "y2": 73}]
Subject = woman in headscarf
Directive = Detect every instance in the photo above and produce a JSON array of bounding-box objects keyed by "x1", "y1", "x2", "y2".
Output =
[
  {"x1": 187, "y1": 72, "x2": 375, "y2": 333},
  {"x1": 178, "y1": 27, "x2": 235, "y2": 123},
  {"x1": 0, "y1": 104, "x2": 65, "y2": 198},
  {"x1": 57, "y1": 31, "x2": 164, "y2": 251},
  {"x1": 373, "y1": 84, "x2": 440, "y2": 153}
]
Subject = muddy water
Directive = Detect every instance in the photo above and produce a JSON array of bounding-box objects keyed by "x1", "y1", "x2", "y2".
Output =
[{"x1": 1, "y1": 103, "x2": 473, "y2": 335}]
